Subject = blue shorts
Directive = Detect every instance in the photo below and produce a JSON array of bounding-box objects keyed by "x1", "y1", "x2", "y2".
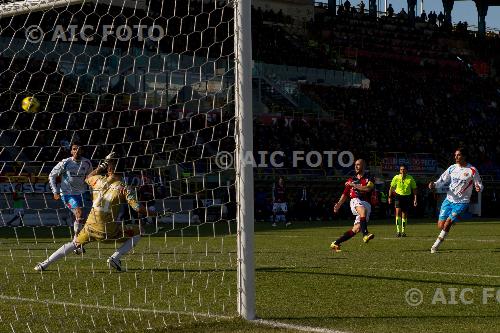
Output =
[
  {"x1": 438, "y1": 198, "x2": 469, "y2": 222},
  {"x1": 61, "y1": 194, "x2": 84, "y2": 210}
]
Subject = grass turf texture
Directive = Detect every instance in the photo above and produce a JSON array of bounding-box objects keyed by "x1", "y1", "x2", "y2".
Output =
[{"x1": 0, "y1": 219, "x2": 499, "y2": 333}]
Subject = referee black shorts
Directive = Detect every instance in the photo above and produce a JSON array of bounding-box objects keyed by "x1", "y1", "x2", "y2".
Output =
[{"x1": 394, "y1": 194, "x2": 412, "y2": 211}]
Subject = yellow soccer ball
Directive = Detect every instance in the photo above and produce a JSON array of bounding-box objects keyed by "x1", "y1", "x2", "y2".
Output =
[{"x1": 21, "y1": 96, "x2": 40, "y2": 113}]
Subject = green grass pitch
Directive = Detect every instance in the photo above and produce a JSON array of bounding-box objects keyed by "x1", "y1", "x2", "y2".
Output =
[{"x1": 1, "y1": 219, "x2": 499, "y2": 333}]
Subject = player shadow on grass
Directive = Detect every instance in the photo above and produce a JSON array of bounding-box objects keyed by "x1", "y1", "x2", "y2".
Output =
[{"x1": 254, "y1": 269, "x2": 499, "y2": 288}]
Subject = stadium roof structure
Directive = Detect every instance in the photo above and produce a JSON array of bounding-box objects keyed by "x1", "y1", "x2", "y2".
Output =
[{"x1": 471, "y1": 0, "x2": 500, "y2": 4}]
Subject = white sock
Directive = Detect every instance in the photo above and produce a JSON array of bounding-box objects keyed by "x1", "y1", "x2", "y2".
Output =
[
  {"x1": 73, "y1": 219, "x2": 84, "y2": 235},
  {"x1": 432, "y1": 230, "x2": 448, "y2": 249},
  {"x1": 111, "y1": 235, "x2": 141, "y2": 260},
  {"x1": 42, "y1": 242, "x2": 76, "y2": 268}
]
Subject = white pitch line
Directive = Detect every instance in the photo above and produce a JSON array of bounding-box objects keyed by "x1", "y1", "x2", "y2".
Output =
[
  {"x1": 0, "y1": 294, "x2": 349, "y2": 333},
  {"x1": 364, "y1": 267, "x2": 500, "y2": 279},
  {"x1": 379, "y1": 237, "x2": 498, "y2": 242},
  {"x1": 0, "y1": 294, "x2": 233, "y2": 320},
  {"x1": 254, "y1": 319, "x2": 348, "y2": 333}
]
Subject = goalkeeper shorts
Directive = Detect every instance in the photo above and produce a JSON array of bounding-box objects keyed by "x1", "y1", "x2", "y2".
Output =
[{"x1": 75, "y1": 223, "x2": 141, "y2": 246}]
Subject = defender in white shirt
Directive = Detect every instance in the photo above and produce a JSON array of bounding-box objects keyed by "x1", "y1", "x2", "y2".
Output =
[
  {"x1": 428, "y1": 148, "x2": 483, "y2": 253},
  {"x1": 49, "y1": 142, "x2": 93, "y2": 249}
]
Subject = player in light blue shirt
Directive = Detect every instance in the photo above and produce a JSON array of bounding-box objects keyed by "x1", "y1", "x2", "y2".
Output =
[
  {"x1": 49, "y1": 142, "x2": 93, "y2": 251},
  {"x1": 428, "y1": 148, "x2": 483, "y2": 253}
]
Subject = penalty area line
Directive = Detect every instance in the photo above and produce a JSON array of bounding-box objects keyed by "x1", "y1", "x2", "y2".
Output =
[{"x1": 0, "y1": 294, "x2": 234, "y2": 320}]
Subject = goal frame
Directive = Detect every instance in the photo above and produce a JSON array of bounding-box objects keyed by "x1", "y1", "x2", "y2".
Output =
[
  {"x1": 234, "y1": 0, "x2": 255, "y2": 321},
  {"x1": 0, "y1": 0, "x2": 256, "y2": 321}
]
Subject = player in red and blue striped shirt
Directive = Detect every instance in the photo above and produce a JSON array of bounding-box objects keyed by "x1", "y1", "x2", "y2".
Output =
[{"x1": 330, "y1": 159, "x2": 375, "y2": 252}]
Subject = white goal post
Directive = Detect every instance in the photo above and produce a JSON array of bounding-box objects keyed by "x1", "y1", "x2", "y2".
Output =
[{"x1": 234, "y1": 0, "x2": 255, "y2": 321}]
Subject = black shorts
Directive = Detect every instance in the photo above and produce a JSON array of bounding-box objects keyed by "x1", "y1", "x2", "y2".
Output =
[{"x1": 394, "y1": 194, "x2": 412, "y2": 210}]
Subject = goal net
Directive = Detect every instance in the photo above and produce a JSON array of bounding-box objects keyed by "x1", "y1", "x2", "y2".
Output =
[{"x1": 0, "y1": 0, "x2": 254, "y2": 329}]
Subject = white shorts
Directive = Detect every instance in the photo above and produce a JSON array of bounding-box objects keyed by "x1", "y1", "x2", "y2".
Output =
[
  {"x1": 349, "y1": 198, "x2": 371, "y2": 225},
  {"x1": 272, "y1": 202, "x2": 288, "y2": 213}
]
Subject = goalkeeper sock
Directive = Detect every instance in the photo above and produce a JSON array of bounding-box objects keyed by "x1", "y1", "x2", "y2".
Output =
[
  {"x1": 402, "y1": 217, "x2": 407, "y2": 232},
  {"x1": 432, "y1": 230, "x2": 448, "y2": 250},
  {"x1": 359, "y1": 216, "x2": 369, "y2": 235},
  {"x1": 396, "y1": 216, "x2": 401, "y2": 232},
  {"x1": 335, "y1": 230, "x2": 355, "y2": 244},
  {"x1": 73, "y1": 218, "x2": 84, "y2": 235},
  {"x1": 42, "y1": 242, "x2": 76, "y2": 267},
  {"x1": 111, "y1": 235, "x2": 141, "y2": 260}
]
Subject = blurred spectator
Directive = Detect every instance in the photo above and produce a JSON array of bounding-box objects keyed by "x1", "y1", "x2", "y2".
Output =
[
  {"x1": 420, "y1": 10, "x2": 427, "y2": 22},
  {"x1": 397, "y1": 8, "x2": 408, "y2": 19},
  {"x1": 359, "y1": 1, "x2": 365, "y2": 15},
  {"x1": 387, "y1": 4, "x2": 394, "y2": 17},
  {"x1": 437, "y1": 11, "x2": 444, "y2": 26}
]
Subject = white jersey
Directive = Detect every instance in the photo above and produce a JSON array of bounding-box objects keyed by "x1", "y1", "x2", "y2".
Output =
[
  {"x1": 434, "y1": 163, "x2": 483, "y2": 204},
  {"x1": 49, "y1": 157, "x2": 93, "y2": 195}
]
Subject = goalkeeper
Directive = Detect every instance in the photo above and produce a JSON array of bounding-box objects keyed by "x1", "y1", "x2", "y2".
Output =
[{"x1": 35, "y1": 153, "x2": 156, "y2": 272}]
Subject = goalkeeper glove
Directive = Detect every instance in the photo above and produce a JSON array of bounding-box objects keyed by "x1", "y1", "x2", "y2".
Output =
[{"x1": 98, "y1": 152, "x2": 116, "y2": 169}]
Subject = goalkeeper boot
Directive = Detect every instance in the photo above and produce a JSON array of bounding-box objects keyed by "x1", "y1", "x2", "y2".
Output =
[
  {"x1": 330, "y1": 242, "x2": 342, "y2": 253},
  {"x1": 73, "y1": 245, "x2": 86, "y2": 255},
  {"x1": 107, "y1": 257, "x2": 122, "y2": 272},
  {"x1": 34, "y1": 263, "x2": 46, "y2": 272},
  {"x1": 363, "y1": 233, "x2": 375, "y2": 243}
]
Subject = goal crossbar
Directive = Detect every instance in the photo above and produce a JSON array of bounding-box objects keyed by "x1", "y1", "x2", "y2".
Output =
[{"x1": 0, "y1": 0, "x2": 84, "y2": 17}]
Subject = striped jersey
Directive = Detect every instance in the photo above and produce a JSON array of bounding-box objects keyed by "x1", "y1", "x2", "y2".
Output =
[{"x1": 342, "y1": 174, "x2": 374, "y2": 202}]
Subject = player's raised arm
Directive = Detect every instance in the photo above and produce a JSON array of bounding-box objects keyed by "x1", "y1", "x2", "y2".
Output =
[
  {"x1": 472, "y1": 167, "x2": 484, "y2": 192},
  {"x1": 334, "y1": 180, "x2": 352, "y2": 213},
  {"x1": 124, "y1": 185, "x2": 156, "y2": 217},
  {"x1": 48, "y1": 160, "x2": 65, "y2": 200},
  {"x1": 86, "y1": 152, "x2": 116, "y2": 181},
  {"x1": 333, "y1": 193, "x2": 348, "y2": 213},
  {"x1": 86, "y1": 167, "x2": 103, "y2": 180},
  {"x1": 430, "y1": 166, "x2": 452, "y2": 189}
]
